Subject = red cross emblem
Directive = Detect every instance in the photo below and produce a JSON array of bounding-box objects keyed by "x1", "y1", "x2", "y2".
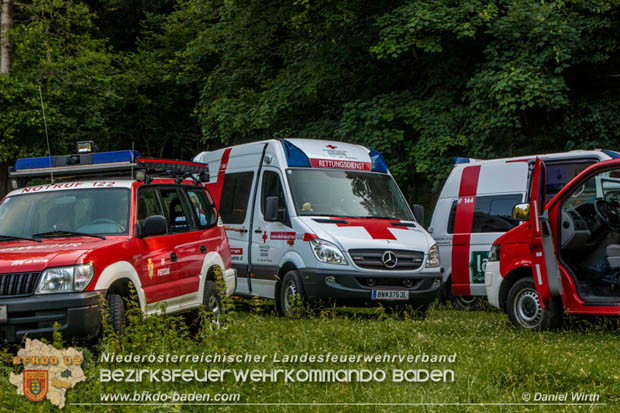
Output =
[
  {"x1": 326, "y1": 144, "x2": 337, "y2": 149},
  {"x1": 333, "y1": 218, "x2": 408, "y2": 240},
  {"x1": 262, "y1": 231, "x2": 268, "y2": 243}
]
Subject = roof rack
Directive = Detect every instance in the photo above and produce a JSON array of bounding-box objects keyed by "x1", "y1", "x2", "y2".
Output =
[{"x1": 9, "y1": 150, "x2": 209, "y2": 188}]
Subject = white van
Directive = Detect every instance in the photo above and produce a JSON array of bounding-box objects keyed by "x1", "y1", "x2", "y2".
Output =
[
  {"x1": 194, "y1": 139, "x2": 442, "y2": 315},
  {"x1": 429, "y1": 150, "x2": 619, "y2": 309}
]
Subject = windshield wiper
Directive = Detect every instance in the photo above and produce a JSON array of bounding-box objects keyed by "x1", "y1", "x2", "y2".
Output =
[
  {"x1": 32, "y1": 231, "x2": 106, "y2": 240},
  {"x1": 0, "y1": 234, "x2": 42, "y2": 243}
]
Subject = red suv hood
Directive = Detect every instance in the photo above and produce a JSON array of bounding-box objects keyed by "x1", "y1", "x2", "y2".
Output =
[{"x1": 0, "y1": 237, "x2": 124, "y2": 273}]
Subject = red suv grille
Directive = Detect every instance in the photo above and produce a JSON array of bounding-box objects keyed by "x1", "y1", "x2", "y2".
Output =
[{"x1": 0, "y1": 272, "x2": 41, "y2": 296}]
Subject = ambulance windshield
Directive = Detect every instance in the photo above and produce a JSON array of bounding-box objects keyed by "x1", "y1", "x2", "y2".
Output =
[
  {"x1": 287, "y1": 169, "x2": 414, "y2": 220},
  {"x1": 0, "y1": 188, "x2": 130, "y2": 239}
]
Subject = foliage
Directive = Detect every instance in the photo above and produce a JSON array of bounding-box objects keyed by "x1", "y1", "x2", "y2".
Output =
[
  {"x1": 0, "y1": 0, "x2": 118, "y2": 160},
  {"x1": 0, "y1": 0, "x2": 619, "y2": 207}
]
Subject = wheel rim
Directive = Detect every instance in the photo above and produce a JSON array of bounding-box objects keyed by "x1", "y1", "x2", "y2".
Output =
[
  {"x1": 208, "y1": 295, "x2": 221, "y2": 316},
  {"x1": 284, "y1": 280, "x2": 298, "y2": 314},
  {"x1": 513, "y1": 288, "x2": 542, "y2": 328}
]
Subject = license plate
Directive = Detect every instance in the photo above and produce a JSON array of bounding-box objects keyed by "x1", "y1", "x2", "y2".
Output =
[
  {"x1": 371, "y1": 289, "x2": 409, "y2": 301},
  {"x1": 0, "y1": 305, "x2": 7, "y2": 322}
]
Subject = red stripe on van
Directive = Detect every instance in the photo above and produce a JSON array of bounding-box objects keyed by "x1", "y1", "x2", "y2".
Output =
[
  {"x1": 214, "y1": 148, "x2": 232, "y2": 208},
  {"x1": 451, "y1": 165, "x2": 481, "y2": 296},
  {"x1": 334, "y1": 218, "x2": 398, "y2": 240}
]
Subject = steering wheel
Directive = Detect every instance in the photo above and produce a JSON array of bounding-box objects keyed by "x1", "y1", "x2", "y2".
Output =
[
  {"x1": 593, "y1": 199, "x2": 620, "y2": 231},
  {"x1": 92, "y1": 218, "x2": 125, "y2": 232}
]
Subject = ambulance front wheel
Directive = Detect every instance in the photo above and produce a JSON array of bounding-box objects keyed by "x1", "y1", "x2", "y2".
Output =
[
  {"x1": 278, "y1": 270, "x2": 307, "y2": 317},
  {"x1": 506, "y1": 278, "x2": 562, "y2": 330}
]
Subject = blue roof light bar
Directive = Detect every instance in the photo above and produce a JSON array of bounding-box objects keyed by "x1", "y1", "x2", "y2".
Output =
[
  {"x1": 14, "y1": 150, "x2": 140, "y2": 171},
  {"x1": 367, "y1": 147, "x2": 388, "y2": 173},
  {"x1": 280, "y1": 139, "x2": 311, "y2": 167}
]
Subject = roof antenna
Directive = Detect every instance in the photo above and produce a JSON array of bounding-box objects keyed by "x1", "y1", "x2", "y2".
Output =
[{"x1": 38, "y1": 85, "x2": 54, "y2": 184}]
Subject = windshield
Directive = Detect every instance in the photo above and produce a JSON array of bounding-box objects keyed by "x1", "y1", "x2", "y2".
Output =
[
  {"x1": 286, "y1": 169, "x2": 414, "y2": 220},
  {"x1": 0, "y1": 188, "x2": 130, "y2": 238}
]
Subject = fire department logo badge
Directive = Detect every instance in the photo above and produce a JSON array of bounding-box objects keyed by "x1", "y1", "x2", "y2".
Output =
[
  {"x1": 23, "y1": 370, "x2": 49, "y2": 402},
  {"x1": 147, "y1": 258, "x2": 154, "y2": 279},
  {"x1": 10, "y1": 339, "x2": 86, "y2": 408}
]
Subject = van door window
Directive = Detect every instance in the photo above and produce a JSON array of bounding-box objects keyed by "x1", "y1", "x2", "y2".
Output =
[
  {"x1": 185, "y1": 188, "x2": 217, "y2": 228},
  {"x1": 159, "y1": 188, "x2": 194, "y2": 232},
  {"x1": 546, "y1": 161, "x2": 596, "y2": 200},
  {"x1": 447, "y1": 194, "x2": 522, "y2": 233},
  {"x1": 261, "y1": 171, "x2": 286, "y2": 215},
  {"x1": 220, "y1": 172, "x2": 254, "y2": 224}
]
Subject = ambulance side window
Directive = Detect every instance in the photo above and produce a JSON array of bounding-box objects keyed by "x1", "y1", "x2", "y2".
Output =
[
  {"x1": 447, "y1": 194, "x2": 522, "y2": 234},
  {"x1": 474, "y1": 195, "x2": 522, "y2": 232},
  {"x1": 447, "y1": 200, "x2": 458, "y2": 234},
  {"x1": 261, "y1": 171, "x2": 286, "y2": 215},
  {"x1": 219, "y1": 172, "x2": 254, "y2": 224}
]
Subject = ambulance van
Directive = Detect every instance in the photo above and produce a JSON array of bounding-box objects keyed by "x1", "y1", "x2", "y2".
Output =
[
  {"x1": 429, "y1": 150, "x2": 619, "y2": 309},
  {"x1": 486, "y1": 156, "x2": 620, "y2": 330},
  {"x1": 193, "y1": 139, "x2": 442, "y2": 316}
]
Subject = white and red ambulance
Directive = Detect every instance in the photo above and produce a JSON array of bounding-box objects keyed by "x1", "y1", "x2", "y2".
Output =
[
  {"x1": 194, "y1": 139, "x2": 441, "y2": 316},
  {"x1": 486, "y1": 157, "x2": 620, "y2": 329},
  {"x1": 0, "y1": 142, "x2": 235, "y2": 343},
  {"x1": 429, "y1": 150, "x2": 619, "y2": 309}
]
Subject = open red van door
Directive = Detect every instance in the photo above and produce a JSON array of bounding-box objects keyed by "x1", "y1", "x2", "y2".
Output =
[{"x1": 528, "y1": 158, "x2": 563, "y2": 308}]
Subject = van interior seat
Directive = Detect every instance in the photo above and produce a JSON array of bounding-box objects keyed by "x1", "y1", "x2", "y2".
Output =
[{"x1": 606, "y1": 244, "x2": 620, "y2": 268}]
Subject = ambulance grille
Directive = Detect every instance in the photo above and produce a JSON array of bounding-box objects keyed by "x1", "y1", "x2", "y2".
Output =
[
  {"x1": 348, "y1": 249, "x2": 424, "y2": 270},
  {"x1": 0, "y1": 272, "x2": 41, "y2": 296}
]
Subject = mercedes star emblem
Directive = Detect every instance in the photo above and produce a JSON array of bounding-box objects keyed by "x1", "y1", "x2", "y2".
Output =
[{"x1": 382, "y1": 250, "x2": 398, "y2": 269}]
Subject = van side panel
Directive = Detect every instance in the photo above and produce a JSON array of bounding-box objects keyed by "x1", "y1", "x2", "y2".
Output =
[{"x1": 451, "y1": 165, "x2": 481, "y2": 295}]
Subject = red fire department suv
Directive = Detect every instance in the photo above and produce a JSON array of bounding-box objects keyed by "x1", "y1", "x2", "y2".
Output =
[
  {"x1": 486, "y1": 157, "x2": 620, "y2": 329},
  {"x1": 0, "y1": 142, "x2": 235, "y2": 342}
]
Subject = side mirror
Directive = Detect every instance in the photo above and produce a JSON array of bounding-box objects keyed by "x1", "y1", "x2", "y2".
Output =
[
  {"x1": 264, "y1": 196, "x2": 280, "y2": 222},
  {"x1": 141, "y1": 215, "x2": 168, "y2": 237},
  {"x1": 512, "y1": 203, "x2": 530, "y2": 221},
  {"x1": 412, "y1": 204, "x2": 424, "y2": 224}
]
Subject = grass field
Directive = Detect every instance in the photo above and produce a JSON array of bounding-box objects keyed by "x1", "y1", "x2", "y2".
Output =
[{"x1": 2, "y1": 296, "x2": 620, "y2": 412}]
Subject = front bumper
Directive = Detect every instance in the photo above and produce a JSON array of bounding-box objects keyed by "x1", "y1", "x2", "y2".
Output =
[
  {"x1": 0, "y1": 290, "x2": 105, "y2": 343},
  {"x1": 485, "y1": 261, "x2": 502, "y2": 309},
  {"x1": 300, "y1": 268, "x2": 442, "y2": 306}
]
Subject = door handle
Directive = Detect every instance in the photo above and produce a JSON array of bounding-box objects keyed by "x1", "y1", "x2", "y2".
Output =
[
  {"x1": 200, "y1": 245, "x2": 207, "y2": 254},
  {"x1": 224, "y1": 226, "x2": 248, "y2": 233},
  {"x1": 170, "y1": 252, "x2": 178, "y2": 262},
  {"x1": 254, "y1": 229, "x2": 263, "y2": 234}
]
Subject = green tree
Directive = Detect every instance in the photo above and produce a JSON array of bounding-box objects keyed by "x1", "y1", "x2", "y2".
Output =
[{"x1": 0, "y1": 0, "x2": 119, "y2": 161}]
